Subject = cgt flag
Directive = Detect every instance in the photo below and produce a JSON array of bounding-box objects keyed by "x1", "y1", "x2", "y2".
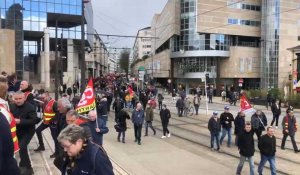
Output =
[
  {"x1": 76, "y1": 79, "x2": 96, "y2": 114},
  {"x1": 240, "y1": 94, "x2": 256, "y2": 116}
]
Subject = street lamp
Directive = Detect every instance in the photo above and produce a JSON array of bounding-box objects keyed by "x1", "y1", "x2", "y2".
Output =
[{"x1": 80, "y1": 0, "x2": 90, "y2": 93}]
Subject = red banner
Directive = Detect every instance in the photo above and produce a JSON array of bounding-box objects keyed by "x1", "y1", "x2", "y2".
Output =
[
  {"x1": 240, "y1": 94, "x2": 256, "y2": 115},
  {"x1": 76, "y1": 79, "x2": 96, "y2": 114}
]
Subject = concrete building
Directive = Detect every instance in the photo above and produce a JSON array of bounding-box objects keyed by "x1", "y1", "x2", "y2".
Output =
[
  {"x1": 0, "y1": 0, "x2": 108, "y2": 89},
  {"x1": 131, "y1": 0, "x2": 300, "y2": 93},
  {"x1": 0, "y1": 29, "x2": 15, "y2": 74},
  {"x1": 132, "y1": 27, "x2": 152, "y2": 61}
]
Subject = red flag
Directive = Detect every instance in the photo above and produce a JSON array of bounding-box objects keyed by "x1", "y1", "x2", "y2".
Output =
[
  {"x1": 76, "y1": 79, "x2": 96, "y2": 114},
  {"x1": 240, "y1": 94, "x2": 256, "y2": 115}
]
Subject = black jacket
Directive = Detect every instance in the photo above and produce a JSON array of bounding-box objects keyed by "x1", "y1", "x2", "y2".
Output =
[
  {"x1": 208, "y1": 117, "x2": 221, "y2": 134},
  {"x1": 258, "y1": 134, "x2": 276, "y2": 156},
  {"x1": 238, "y1": 130, "x2": 255, "y2": 157},
  {"x1": 234, "y1": 116, "x2": 245, "y2": 135},
  {"x1": 116, "y1": 109, "x2": 130, "y2": 131},
  {"x1": 271, "y1": 103, "x2": 281, "y2": 116},
  {"x1": 61, "y1": 141, "x2": 114, "y2": 175},
  {"x1": 160, "y1": 108, "x2": 171, "y2": 121},
  {"x1": 0, "y1": 113, "x2": 20, "y2": 175},
  {"x1": 220, "y1": 112, "x2": 234, "y2": 129},
  {"x1": 10, "y1": 102, "x2": 38, "y2": 134}
]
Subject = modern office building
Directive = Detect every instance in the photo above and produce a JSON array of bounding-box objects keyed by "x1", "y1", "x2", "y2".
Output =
[
  {"x1": 0, "y1": 0, "x2": 108, "y2": 89},
  {"x1": 132, "y1": 27, "x2": 152, "y2": 61},
  {"x1": 132, "y1": 0, "x2": 300, "y2": 93}
]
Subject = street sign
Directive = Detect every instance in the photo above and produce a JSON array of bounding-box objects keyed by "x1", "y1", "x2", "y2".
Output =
[
  {"x1": 238, "y1": 78, "x2": 244, "y2": 83},
  {"x1": 138, "y1": 70, "x2": 145, "y2": 81},
  {"x1": 239, "y1": 83, "x2": 243, "y2": 87}
]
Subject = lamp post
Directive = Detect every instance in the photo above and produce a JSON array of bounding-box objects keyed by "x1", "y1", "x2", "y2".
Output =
[{"x1": 80, "y1": 0, "x2": 90, "y2": 93}]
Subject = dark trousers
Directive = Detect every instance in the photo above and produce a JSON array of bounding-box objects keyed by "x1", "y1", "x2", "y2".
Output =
[
  {"x1": 194, "y1": 104, "x2": 199, "y2": 115},
  {"x1": 177, "y1": 108, "x2": 183, "y2": 117},
  {"x1": 210, "y1": 132, "x2": 220, "y2": 149},
  {"x1": 281, "y1": 133, "x2": 298, "y2": 151},
  {"x1": 158, "y1": 101, "x2": 162, "y2": 110},
  {"x1": 253, "y1": 129, "x2": 262, "y2": 140},
  {"x1": 18, "y1": 131, "x2": 35, "y2": 168},
  {"x1": 145, "y1": 121, "x2": 156, "y2": 135},
  {"x1": 271, "y1": 114, "x2": 280, "y2": 126},
  {"x1": 36, "y1": 123, "x2": 59, "y2": 154},
  {"x1": 49, "y1": 126, "x2": 59, "y2": 154},
  {"x1": 162, "y1": 120, "x2": 169, "y2": 136},
  {"x1": 117, "y1": 131, "x2": 125, "y2": 141},
  {"x1": 36, "y1": 122, "x2": 48, "y2": 147},
  {"x1": 134, "y1": 124, "x2": 142, "y2": 142},
  {"x1": 208, "y1": 96, "x2": 213, "y2": 103}
]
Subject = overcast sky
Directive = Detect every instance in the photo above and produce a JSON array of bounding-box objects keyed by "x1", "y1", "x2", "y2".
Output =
[{"x1": 91, "y1": 0, "x2": 168, "y2": 49}]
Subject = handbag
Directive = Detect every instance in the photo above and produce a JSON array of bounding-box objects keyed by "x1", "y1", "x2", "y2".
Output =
[{"x1": 114, "y1": 123, "x2": 122, "y2": 132}]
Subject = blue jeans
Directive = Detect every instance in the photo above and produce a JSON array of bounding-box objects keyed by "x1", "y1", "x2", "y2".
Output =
[
  {"x1": 258, "y1": 154, "x2": 276, "y2": 175},
  {"x1": 210, "y1": 132, "x2": 220, "y2": 149},
  {"x1": 220, "y1": 127, "x2": 232, "y2": 146},
  {"x1": 236, "y1": 155, "x2": 254, "y2": 175}
]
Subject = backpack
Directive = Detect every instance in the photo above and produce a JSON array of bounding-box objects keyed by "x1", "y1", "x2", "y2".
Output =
[{"x1": 91, "y1": 142, "x2": 111, "y2": 175}]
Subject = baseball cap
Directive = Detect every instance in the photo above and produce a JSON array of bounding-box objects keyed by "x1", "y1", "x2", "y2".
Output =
[
  {"x1": 213, "y1": 111, "x2": 218, "y2": 116},
  {"x1": 224, "y1": 106, "x2": 230, "y2": 110}
]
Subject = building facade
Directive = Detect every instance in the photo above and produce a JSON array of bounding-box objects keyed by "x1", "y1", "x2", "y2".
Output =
[
  {"x1": 131, "y1": 0, "x2": 300, "y2": 93},
  {"x1": 0, "y1": 0, "x2": 108, "y2": 89},
  {"x1": 132, "y1": 27, "x2": 152, "y2": 61}
]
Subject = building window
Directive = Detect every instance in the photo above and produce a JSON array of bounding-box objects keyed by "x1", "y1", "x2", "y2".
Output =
[
  {"x1": 228, "y1": 0, "x2": 261, "y2": 12},
  {"x1": 228, "y1": 18, "x2": 260, "y2": 27}
]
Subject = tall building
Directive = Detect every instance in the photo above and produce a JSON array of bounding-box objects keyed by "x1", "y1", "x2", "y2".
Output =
[
  {"x1": 132, "y1": 27, "x2": 152, "y2": 61},
  {"x1": 131, "y1": 0, "x2": 300, "y2": 93},
  {"x1": 0, "y1": 0, "x2": 107, "y2": 89}
]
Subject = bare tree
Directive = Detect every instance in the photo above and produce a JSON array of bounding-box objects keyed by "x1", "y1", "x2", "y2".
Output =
[{"x1": 119, "y1": 50, "x2": 130, "y2": 79}]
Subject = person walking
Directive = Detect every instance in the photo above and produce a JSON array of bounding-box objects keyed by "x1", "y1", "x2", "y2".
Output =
[
  {"x1": 112, "y1": 96, "x2": 124, "y2": 122},
  {"x1": 208, "y1": 112, "x2": 221, "y2": 151},
  {"x1": 234, "y1": 112, "x2": 245, "y2": 146},
  {"x1": 172, "y1": 89, "x2": 176, "y2": 102},
  {"x1": 160, "y1": 104, "x2": 171, "y2": 138},
  {"x1": 34, "y1": 92, "x2": 59, "y2": 159},
  {"x1": 132, "y1": 103, "x2": 144, "y2": 145},
  {"x1": 251, "y1": 110, "x2": 267, "y2": 140},
  {"x1": 258, "y1": 126, "x2": 276, "y2": 175},
  {"x1": 58, "y1": 124, "x2": 114, "y2": 175},
  {"x1": 281, "y1": 109, "x2": 300, "y2": 153},
  {"x1": 208, "y1": 88, "x2": 213, "y2": 103},
  {"x1": 183, "y1": 97, "x2": 191, "y2": 116},
  {"x1": 157, "y1": 93, "x2": 164, "y2": 110},
  {"x1": 271, "y1": 99, "x2": 281, "y2": 128},
  {"x1": 221, "y1": 90, "x2": 226, "y2": 101},
  {"x1": 144, "y1": 103, "x2": 156, "y2": 136},
  {"x1": 176, "y1": 98, "x2": 184, "y2": 117},
  {"x1": 236, "y1": 122, "x2": 255, "y2": 175},
  {"x1": 10, "y1": 91, "x2": 39, "y2": 175},
  {"x1": 0, "y1": 75, "x2": 20, "y2": 175},
  {"x1": 96, "y1": 96, "x2": 108, "y2": 126},
  {"x1": 219, "y1": 106, "x2": 234, "y2": 147},
  {"x1": 193, "y1": 94, "x2": 201, "y2": 115},
  {"x1": 116, "y1": 109, "x2": 130, "y2": 143}
]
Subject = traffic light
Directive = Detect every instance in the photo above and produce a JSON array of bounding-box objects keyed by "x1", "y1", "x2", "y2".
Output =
[{"x1": 205, "y1": 73, "x2": 209, "y2": 83}]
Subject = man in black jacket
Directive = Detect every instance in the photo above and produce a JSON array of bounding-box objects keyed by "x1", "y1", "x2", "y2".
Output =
[
  {"x1": 271, "y1": 99, "x2": 281, "y2": 128},
  {"x1": 236, "y1": 122, "x2": 255, "y2": 175},
  {"x1": 10, "y1": 91, "x2": 38, "y2": 175},
  {"x1": 208, "y1": 112, "x2": 221, "y2": 151},
  {"x1": 219, "y1": 106, "x2": 234, "y2": 147},
  {"x1": 258, "y1": 126, "x2": 276, "y2": 175},
  {"x1": 160, "y1": 104, "x2": 171, "y2": 138}
]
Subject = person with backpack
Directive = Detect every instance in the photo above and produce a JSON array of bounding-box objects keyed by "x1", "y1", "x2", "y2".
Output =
[
  {"x1": 58, "y1": 124, "x2": 114, "y2": 175},
  {"x1": 251, "y1": 110, "x2": 267, "y2": 140}
]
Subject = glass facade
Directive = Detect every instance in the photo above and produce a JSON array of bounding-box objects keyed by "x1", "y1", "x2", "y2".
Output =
[
  {"x1": 0, "y1": 0, "x2": 93, "y2": 79},
  {"x1": 171, "y1": 0, "x2": 230, "y2": 52},
  {"x1": 227, "y1": 0, "x2": 261, "y2": 11},
  {"x1": 260, "y1": 0, "x2": 280, "y2": 88},
  {"x1": 175, "y1": 57, "x2": 217, "y2": 74}
]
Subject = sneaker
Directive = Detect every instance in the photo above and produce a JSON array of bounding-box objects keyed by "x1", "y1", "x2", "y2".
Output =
[
  {"x1": 275, "y1": 126, "x2": 278, "y2": 129},
  {"x1": 134, "y1": 139, "x2": 137, "y2": 142},
  {"x1": 161, "y1": 136, "x2": 166, "y2": 139},
  {"x1": 138, "y1": 141, "x2": 141, "y2": 145},
  {"x1": 34, "y1": 146, "x2": 45, "y2": 152},
  {"x1": 167, "y1": 133, "x2": 171, "y2": 138},
  {"x1": 122, "y1": 140, "x2": 125, "y2": 144}
]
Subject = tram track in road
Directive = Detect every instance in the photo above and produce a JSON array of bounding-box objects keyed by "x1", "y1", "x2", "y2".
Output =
[{"x1": 116, "y1": 110, "x2": 297, "y2": 175}]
